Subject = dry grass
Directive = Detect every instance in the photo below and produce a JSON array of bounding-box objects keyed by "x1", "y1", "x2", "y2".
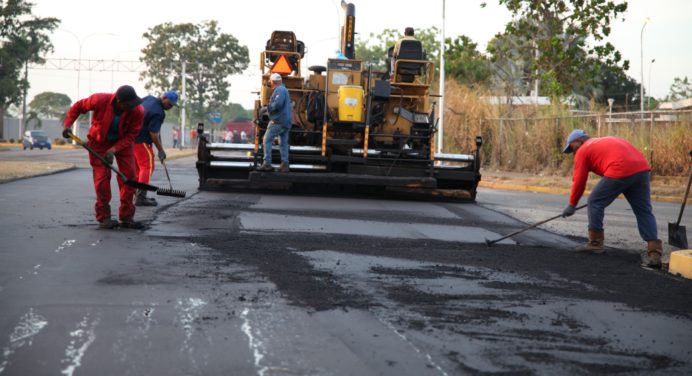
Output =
[
  {"x1": 0, "y1": 161, "x2": 74, "y2": 182},
  {"x1": 442, "y1": 80, "x2": 692, "y2": 177}
]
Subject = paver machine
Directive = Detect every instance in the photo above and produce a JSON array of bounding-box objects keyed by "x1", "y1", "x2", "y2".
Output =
[{"x1": 196, "y1": 2, "x2": 483, "y2": 200}]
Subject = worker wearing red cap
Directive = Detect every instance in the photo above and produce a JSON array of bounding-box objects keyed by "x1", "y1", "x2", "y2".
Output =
[{"x1": 62, "y1": 85, "x2": 145, "y2": 229}]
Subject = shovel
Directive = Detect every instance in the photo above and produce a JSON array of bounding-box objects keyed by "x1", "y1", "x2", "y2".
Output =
[
  {"x1": 68, "y1": 132, "x2": 185, "y2": 197},
  {"x1": 668, "y1": 150, "x2": 692, "y2": 249}
]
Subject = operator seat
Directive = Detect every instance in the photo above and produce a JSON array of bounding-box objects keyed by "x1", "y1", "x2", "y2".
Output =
[
  {"x1": 265, "y1": 31, "x2": 304, "y2": 74},
  {"x1": 393, "y1": 40, "x2": 425, "y2": 83}
]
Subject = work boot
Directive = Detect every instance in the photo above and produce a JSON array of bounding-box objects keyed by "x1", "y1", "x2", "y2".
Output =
[
  {"x1": 120, "y1": 218, "x2": 145, "y2": 229},
  {"x1": 575, "y1": 229, "x2": 605, "y2": 254},
  {"x1": 642, "y1": 239, "x2": 663, "y2": 268},
  {"x1": 278, "y1": 162, "x2": 290, "y2": 173},
  {"x1": 98, "y1": 218, "x2": 119, "y2": 229},
  {"x1": 257, "y1": 162, "x2": 274, "y2": 172},
  {"x1": 134, "y1": 189, "x2": 157, "y2": 207}
]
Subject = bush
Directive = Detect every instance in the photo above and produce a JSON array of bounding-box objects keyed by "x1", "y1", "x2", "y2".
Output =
[
  {"x1": 54, "y1": 138, "x2": 66, "y2": 145},
  {"x1": 9, "y1": 138, "x2": 15, "y2": 143}
]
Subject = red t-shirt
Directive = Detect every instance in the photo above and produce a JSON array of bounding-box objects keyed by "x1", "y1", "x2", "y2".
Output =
[{"x1": 569, "y1": 137, "x2": 650, "y2": 205}]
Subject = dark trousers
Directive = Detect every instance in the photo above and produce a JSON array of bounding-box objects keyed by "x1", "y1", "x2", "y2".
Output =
[{"x1": 587, "y1": 171, "x2": 658, "y2": 241}]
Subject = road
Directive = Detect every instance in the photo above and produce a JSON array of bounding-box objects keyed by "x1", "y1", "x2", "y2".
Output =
[{"x1": 1, "y1": 152, "x2": 691, "y2": 375}]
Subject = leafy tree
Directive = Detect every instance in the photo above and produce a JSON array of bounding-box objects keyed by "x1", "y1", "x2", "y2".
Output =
[
  {"x1": 666, "y1": 76, "x2": 692, "y2": 101},
  {"x1": 589, "y1": 60, "x2": 640, "y2": 111},
  {"x1": 495, "y1": 0, "x2": 629, "y2": 97},
  {"x1": 445, "y1": 35, "x2": 491, "y2": 86},
  {"x1": 486, "y1": 33, "x2": 532, "y2": 99},
  {"x1": 355, "y1": 26, "x2": 441, "y2": 78},
  {"x1": 0, "y1": 0, "x2": 59, "y2": 137},
  {"x1": 29, "y1": 91, "x2": 71, "y2": 120},
  {"x1": 222, "y1": 102, "x2": 252, "y2": 121},
  {"x1": 140, "y1": 20, "x2": 250, "y2": 125}
]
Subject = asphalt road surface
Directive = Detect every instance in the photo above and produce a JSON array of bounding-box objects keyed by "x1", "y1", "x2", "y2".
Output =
[{"x1": 1, "y1": 154, "x2": 691, "y2": 375}]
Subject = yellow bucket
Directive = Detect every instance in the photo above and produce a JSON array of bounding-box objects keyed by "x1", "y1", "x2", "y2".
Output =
[{"x1": 338, "y1": 85, "x2": 364, "y2": 122}]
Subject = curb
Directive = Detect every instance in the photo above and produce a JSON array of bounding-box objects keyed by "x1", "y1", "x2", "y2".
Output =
[
  {"x1": 0, "y1": 143, "x2": 78, "y2": 149},
  {"x1": 478, "y1": 180, "x2": 687, "y2": 204}
]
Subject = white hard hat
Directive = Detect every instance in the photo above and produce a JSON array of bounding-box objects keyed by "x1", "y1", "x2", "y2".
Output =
[{"x1": 270, "y1": 73, "x2": 282, "y2": 81}]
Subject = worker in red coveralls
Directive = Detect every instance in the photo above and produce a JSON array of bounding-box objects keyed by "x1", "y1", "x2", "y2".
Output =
[
  {"x1": 133, "y1": 90, "x2": 178, "y2": 206},
  {"x1": 561, "y1": 129, "x2": 663, "y2": 268},
  {"x1": 62, "y1": 85, "x2": 145, "y2": 229}
]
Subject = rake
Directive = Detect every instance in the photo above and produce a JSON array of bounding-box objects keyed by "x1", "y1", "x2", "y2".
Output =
[
  {"x1": 159, "y1": 159, "x2": 187, "y2": 198},
  {"x1": 68, "y1": 133, "x2": 185, "y2": 198}
]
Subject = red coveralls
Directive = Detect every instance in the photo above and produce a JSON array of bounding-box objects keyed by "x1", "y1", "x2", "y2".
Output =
[{"x1": 64, "y1": 93, "x2": 144, "y2": 222}]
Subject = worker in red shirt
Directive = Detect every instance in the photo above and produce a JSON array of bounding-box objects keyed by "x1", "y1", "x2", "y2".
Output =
[
  {"x1": 63, "y1": 85, "x2": 145, "y2": 229},
  {"x1": 561, "y1": 129, "x2": 662, "y2": 268}
]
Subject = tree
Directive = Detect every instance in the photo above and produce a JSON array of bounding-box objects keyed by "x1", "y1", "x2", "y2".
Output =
[
  {"x1": 496, "y1": 0, "x2": 629, "y2": 97},
  {"x1": 486, "y1": 32, "x2": 532, "y2": 99},
  {"x1": 29, "y1": 91, "x2": 71, "y2": 120},
  {"x1": 667, "y1": 76, "x2": 692, "y2": 101},
  {"x1": 355, "y1": 27, "x2": 441, "y2": 79},
  {"x1": 0, "y1": 0, "x2": 59, "y2": 138},
  {"x1": 589, "y1": 59, "x2": 640, "y2": 111},
  {"x1": 140, "y1": 20, "x2": 250, "y2": 124},
  {"x1": 444, "y1": 35, "x2": 491, "y2": 87},
  {"x1": 222, "y1": 102, "x2": 252, "y2": 121}
]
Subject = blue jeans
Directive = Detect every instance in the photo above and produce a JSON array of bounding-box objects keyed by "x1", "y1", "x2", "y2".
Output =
[
  {"x1": 587, "y1": 171, "x2": 658, "y2": 241},
  {"x1": 263, "y1": 121, "x2": 290, "y2": 165}
]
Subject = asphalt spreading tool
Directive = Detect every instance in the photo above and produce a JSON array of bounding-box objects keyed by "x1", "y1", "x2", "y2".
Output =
[
  {"x1": 68, "y1": 133, "x2": 185, "y2": 198},
  {"x1": 158, "y1": 159, "x2": 186, "y2": 198},
  {"x1": 668, "y1": 150, "x2": 692, "y2": 249},
  {"x1": 485, "y1": 204, "x2": 588, "y2": 247}
]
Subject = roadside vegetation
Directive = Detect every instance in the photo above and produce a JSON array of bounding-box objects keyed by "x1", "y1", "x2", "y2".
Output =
[{"x1": 355, "y1": 0, "x2": 692, "y2": 178}]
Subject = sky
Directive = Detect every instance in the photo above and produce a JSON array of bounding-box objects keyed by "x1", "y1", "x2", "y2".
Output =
[{"x1": 26, "y1": 0, "x2": 692, "y2": 110}]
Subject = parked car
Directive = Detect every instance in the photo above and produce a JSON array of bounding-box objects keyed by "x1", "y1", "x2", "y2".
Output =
[{"x1": 22, "y1": 130, "x2": 52, "y2": 150}]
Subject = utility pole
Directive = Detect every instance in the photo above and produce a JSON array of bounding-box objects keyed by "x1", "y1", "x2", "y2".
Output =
[
  {"x1": 20, "y1": 60, "x2": 28, "y2": 139},
  {"x1": 181, "y1": 61, "x2": 186, "y2": 148},
  {"x1": 438, "y1": 0, "x2": 445, "y2": 154},
  {"x1": 640, "y1": 18, "x2": 650, "y2": 122}
]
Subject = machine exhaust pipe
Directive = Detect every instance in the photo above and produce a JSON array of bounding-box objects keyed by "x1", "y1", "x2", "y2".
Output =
[{"x1": 340, "y1": 1, "x2": 356, "y2": 59}]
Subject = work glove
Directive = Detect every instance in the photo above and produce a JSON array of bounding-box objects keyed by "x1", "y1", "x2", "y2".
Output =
[
  {"x1": 62, "y1": 127, "x2": 72, "y2": 139},
  {"x1": 158, "y1": 149, "x2": 167, "y2": 162},
  {"x1": 104, "y1": 151, "x2": 115, "y2": 166},
  {"x1": 562, "y1": 204, "x2": 576, "y2": 218}
]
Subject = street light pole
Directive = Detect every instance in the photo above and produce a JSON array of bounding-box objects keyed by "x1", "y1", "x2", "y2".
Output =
[
  {"x1": 181, "y1": 61, "x2": 186, "y2": 148},
  {"x1": 438, "y1": 0, "x2": 445, "y2": 154},
  {"x1": 59, "y1": 30, "x2": 115, "y2": 138},
  {"x1": 648, "y1": 58, "x2": 655, "y2": 110},
  {"x1": 640, "y1": 18, "x2": 650, "y2": 120}
]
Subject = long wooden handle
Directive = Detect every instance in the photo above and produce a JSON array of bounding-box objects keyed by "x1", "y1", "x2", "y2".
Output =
[
  {"x1": 488, "y1": 204, "x2": 588, "y2": 245},
  {"x1": 68, "y1": 133, "x2": 127, "y2": 181}
]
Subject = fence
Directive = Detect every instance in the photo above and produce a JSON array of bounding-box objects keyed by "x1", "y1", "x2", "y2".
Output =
[{"x1": 444, "y1": 110, "x2": 692, "y2": 177}]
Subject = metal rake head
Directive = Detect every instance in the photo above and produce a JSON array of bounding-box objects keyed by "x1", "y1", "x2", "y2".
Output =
[{"x1": 156, "y1": 188, "x2": 186, "y2": 198}]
